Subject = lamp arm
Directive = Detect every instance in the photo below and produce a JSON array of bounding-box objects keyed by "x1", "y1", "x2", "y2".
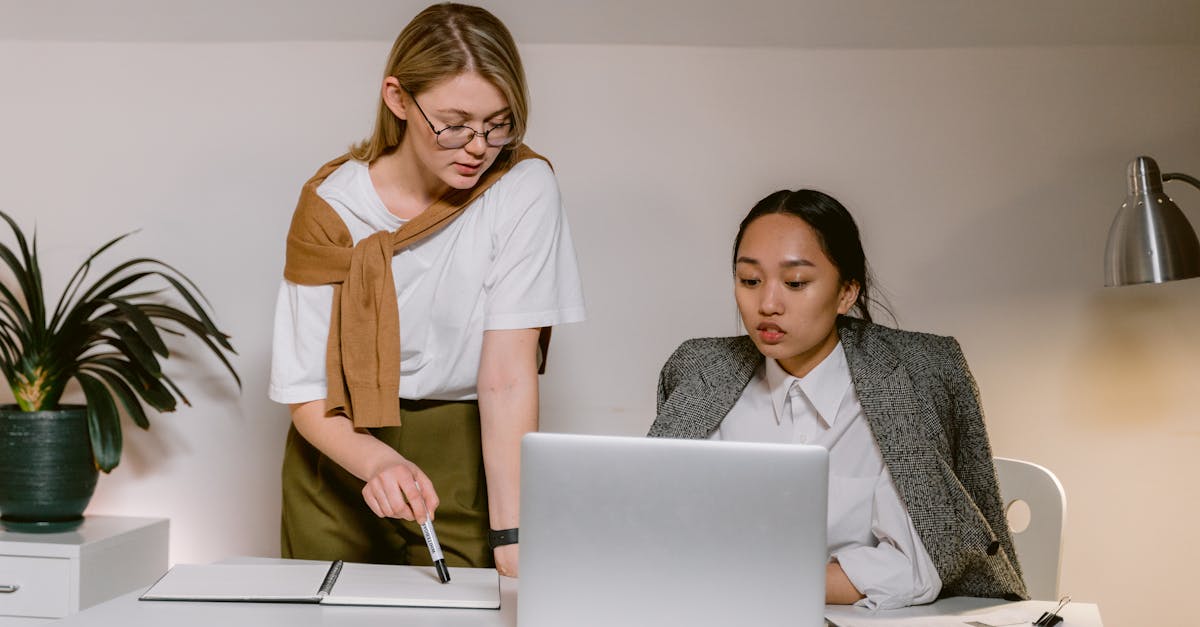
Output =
[{"x1": 1163, "y1": 172, "x2": 1200, "y2": 191}]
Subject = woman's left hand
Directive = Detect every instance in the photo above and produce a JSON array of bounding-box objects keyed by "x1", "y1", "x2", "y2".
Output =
[{"x1": 494, "y1": 543, "x2": 519, "y2": 578}]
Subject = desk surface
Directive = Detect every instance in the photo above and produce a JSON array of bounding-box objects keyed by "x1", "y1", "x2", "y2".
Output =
[
  {"x1": 57, "y1": 559, "x2": 1103, "y2": 627},
  {"x1": 0, "y1": 515, "x2": 166, "y2": 556},
  {"x1": 59, "y1": 578, "x2": 517, "y2": 627},
  {"x1": 826, "y1": 596, "x2": 1102, "y2": 626}
]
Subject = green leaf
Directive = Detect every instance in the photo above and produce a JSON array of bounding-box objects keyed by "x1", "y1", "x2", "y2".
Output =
[
  {"x1": 97, "y1": 299, "x2": 169, "y2": 356},
  {"x1": 73, "y1": 265, "x2": 155, "y2": 307},
  {"x1": 27, "y1": 229, "x2": 45, "y2": 339},
  {"x1": 81, "y1": 366, "x2": 150, "y2": 430},
  {"x1": 87, "y1": 261, "x2": 228, "y2": 350},
  {"x1": 77, "y1": 371, "x2": 122, "y2": 473},
  {"x1": 136, "y1": 269, "x2": 231, "y2": 350},
  {"x1": 77, "y1": 260, "x2": 181, "y2": 307},
  {"x1": 0, "y1": 318, "x2": 23, "y2": 357},
  {"x1": 190, "y1": 330, "x2": 241, "y2": 389},
  {"x1": 155, "y1": 372, "x2": 191, "y2": 407},
  {"x1": 0, "y1": 281, "x2": 33, "y2": 336},
  {"x1": 103, "y1": 326, "x2": 163, "y2": 377},
  {"x1": 0, "y1": 212, "x2": 40, "y2": 323},
  {"x1": 49, "y1": 231, "x2": 135, "y2": 330},
  {"x1": 54, "y1": 271, "x2": 152, "y2": 337},
  {"x1": 138, "y1": 304, "x2": 241, "y2": 388},
  {"x1": 84, "y1": 355, "x2": 177, "y2": 412}
]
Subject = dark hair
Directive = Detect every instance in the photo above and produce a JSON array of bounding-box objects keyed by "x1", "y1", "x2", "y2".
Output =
[{"x1": 732, "y1": 189, "x2": 878, "y2": 323}]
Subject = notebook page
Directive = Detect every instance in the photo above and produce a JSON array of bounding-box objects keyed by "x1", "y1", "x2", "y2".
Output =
[
  {"x1": 322, "y1": 562, "x2": 500, "y2": 609},
  {"x1": 140, "y1": 563, "x2": 331, "y2": 602}
]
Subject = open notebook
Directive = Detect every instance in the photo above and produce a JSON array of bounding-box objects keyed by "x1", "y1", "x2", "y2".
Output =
[{"x1": 139, "y1": 560, "x2": 500, "y2": 609}]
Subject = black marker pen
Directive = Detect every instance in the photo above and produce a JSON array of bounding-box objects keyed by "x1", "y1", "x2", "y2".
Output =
[{"x1": 420, "y1": 513, "x2": 451, "y2": 583}]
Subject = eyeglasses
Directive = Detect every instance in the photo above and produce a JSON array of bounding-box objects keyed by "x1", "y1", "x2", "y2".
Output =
[{"x1": 405, "y1": 89, "x2": 515, "y2": 149}]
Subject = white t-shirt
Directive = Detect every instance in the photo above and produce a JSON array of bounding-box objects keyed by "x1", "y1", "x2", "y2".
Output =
[
  {"x1": 269, "y1": 158, "x2": 586, "y2": 403},
  {"x1": 711, "y1": 343, "x2": 941, "y2": 610}
]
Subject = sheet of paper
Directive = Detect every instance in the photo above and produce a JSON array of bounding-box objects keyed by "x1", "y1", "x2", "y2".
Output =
[
  {"x1": 324, "y1": 562, "x2": 500, "y2": 609},
  {"x1": 140, "y1": 563, "x2": 329, "y2": 602}
]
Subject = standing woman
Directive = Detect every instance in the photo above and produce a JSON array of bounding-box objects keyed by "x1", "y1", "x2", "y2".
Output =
[
  {"x1": 270, "y1": 3, "x2": 585, "y2": 577},
  {"x1": 648, "y1": 190, "x2": 1025, "y2": 607}
]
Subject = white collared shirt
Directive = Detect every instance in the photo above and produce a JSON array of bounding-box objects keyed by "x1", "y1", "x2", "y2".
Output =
[{"x1": 711, "y1": 342, "x2": 941, "y2": 609}]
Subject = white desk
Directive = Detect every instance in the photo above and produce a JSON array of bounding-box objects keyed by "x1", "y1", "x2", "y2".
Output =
[
  {"x1": 825, "y1": 596, "x2": 1103, "y2": 626},
  {"x1": 59, "y1": 576, "x2": 517, "y2": 627},
  {"x1": 56, "y1": 558, "x2": 1102, "y2": 627},
  {"x1": 0, "y1": 516, "x2": 168, "y2": 624}
]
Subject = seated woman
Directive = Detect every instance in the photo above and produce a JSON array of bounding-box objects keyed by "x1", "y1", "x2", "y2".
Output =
[{"x1": 647, "y1": 189, "x2": 1027, "y2": 608}]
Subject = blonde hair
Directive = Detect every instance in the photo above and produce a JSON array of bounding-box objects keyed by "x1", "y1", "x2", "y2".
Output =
[{"x1": 350, "y1": 3, "x2": 529, "y2": 164}]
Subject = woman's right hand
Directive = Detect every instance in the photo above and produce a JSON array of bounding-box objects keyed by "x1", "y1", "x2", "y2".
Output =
[
  {"x1": 288, "y1": 401, "x2": 441, "y2": 521},
  {"x1": 362, "y1": 458, "x2": 441, "y2": 522}
]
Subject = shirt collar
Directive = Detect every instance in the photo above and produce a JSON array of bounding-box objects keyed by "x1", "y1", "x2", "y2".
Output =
[
  {"x1": 765, "y1": 342, "x2": 852, "y2": 428},
  {"x1": 765, "y1": 358, "x2": 793, "y2": 426},
  {"x1": 350, "y1": 160, "x2": 406, "y2": 230}
]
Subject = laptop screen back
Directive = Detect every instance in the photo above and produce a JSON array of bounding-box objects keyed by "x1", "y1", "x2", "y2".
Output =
[{"x1": 519, "y1": 433, "x2": 829, "y2": 627}]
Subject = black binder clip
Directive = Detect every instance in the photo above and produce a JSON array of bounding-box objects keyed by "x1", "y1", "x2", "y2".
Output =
[{"x1": 1033, "y1": 594, "x2": 1070, "y2": 626}]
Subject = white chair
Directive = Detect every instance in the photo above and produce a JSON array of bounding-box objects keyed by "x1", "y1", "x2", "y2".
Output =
[{"x1": 993, "y1": 457, "x2": 1066, "y2": 600}]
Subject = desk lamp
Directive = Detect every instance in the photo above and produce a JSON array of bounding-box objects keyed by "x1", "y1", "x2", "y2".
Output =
[{"x1": 1104, "y1": 156, "x2": 1200, "y2": 286}]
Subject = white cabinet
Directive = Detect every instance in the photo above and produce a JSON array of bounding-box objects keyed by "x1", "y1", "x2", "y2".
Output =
[{"x1": 0, "y1": 516, "x2": 168, "y2": 622}]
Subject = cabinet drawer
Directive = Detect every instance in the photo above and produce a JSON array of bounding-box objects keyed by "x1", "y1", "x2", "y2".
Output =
[{"x1": 0, "y1": 555, "x2": 71, "y2": 618}]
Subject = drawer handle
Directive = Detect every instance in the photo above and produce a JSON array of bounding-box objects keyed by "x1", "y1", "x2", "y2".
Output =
[{"x1": 0, "y1": 584, "x2": 18, "y2": 593}]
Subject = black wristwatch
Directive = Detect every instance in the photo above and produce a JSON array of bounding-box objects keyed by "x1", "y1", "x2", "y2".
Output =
[{"x1": 488, "y1": 527, "x2": 519, "y2": 549}]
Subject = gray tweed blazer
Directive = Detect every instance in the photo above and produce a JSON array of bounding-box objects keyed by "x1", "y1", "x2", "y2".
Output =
[{"x1": 647, "y1": 316, "x2": 1028, "y2": 601}]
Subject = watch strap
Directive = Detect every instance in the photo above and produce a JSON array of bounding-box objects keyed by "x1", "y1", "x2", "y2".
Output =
[{"x1": 488, "y1": 527, "x2": 519, "y2": 548}]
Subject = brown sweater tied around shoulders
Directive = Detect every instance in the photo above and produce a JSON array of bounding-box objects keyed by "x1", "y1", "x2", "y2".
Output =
[{"x1": 283, "y1": 144, "x2": 548, "y2": 428}]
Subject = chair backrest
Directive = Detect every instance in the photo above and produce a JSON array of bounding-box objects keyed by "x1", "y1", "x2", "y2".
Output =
[{"x1": 993, "y1": 457, "x2": 1066, "y2": 600}]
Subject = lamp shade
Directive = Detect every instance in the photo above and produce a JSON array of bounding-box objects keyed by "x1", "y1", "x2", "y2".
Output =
[{"x1": 1104, "y1": 156, "x2": 1200, "y2": 286}]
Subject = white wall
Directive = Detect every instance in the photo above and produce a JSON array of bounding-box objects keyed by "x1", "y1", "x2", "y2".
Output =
[{"x1": 1, "y1": 40, "x2": 1198, "y2": 626}]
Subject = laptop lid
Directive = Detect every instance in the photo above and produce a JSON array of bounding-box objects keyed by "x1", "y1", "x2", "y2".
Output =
[{"x1": 519, "y1": 433, "x2": 829, "y2": 627}]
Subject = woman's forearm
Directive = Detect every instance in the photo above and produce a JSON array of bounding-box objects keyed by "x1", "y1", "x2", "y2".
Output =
[
  {"x1": 290, "y1": 399, "x2": 404, "y2": 482},
  {"x1": 826, "y1": 561, "x2": 866, "y2": 605},
  {"x1": 477, "y1": 328, "x2": 541, "y2": 531}
]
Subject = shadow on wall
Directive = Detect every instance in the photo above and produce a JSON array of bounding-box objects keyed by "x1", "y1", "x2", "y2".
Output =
[
  {"x1": 1064, "y1": 280, "x2": 1200, "y2": 430},
  {"x1": 112, "y1": 343, "x2": 263, "y2": 479}
]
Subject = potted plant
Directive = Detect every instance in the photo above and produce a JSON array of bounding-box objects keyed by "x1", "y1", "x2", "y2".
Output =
[{"x1": 0, "y1": 211, "x2": 239, "y2": 531}]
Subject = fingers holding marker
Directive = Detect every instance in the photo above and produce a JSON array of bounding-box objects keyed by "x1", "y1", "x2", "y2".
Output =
[
  {"x1": 362, "y1": 488, "x2": 384, "y2": 518},
  {"x1": 362, "y1": 463, "x2": 418, "y2": 520},
  {"x1": 382, "y1": 472, "x2": 415, "y2": 519},
  {"x1": 399, "y1": 478, "x2": 429, "y2": 522},
  {"x1": 362, "y1": 476, "x2": 410, "y2": 519},
  {"x1": 360, "y1": 460, "x2": 442, "y2": 521}
]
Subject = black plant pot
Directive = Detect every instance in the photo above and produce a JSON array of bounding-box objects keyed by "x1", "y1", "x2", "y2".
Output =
[{"x1": 0, "y1": 405, "x2": 98, "y2": 532}]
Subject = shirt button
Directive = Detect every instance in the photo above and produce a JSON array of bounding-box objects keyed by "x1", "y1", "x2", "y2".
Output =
[{"x1": 797, "y1": 434, "x2": 807, "y2": 443}]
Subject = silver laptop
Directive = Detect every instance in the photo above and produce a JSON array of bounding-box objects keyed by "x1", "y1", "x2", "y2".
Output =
[{"x1": 519, "y1": 433, "x2": 829, "y2": 627}]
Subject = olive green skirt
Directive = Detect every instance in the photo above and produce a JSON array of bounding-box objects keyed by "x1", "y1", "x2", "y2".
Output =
[{"x1": 280, "y1": 399, "x2": 492, "y2": 567}]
